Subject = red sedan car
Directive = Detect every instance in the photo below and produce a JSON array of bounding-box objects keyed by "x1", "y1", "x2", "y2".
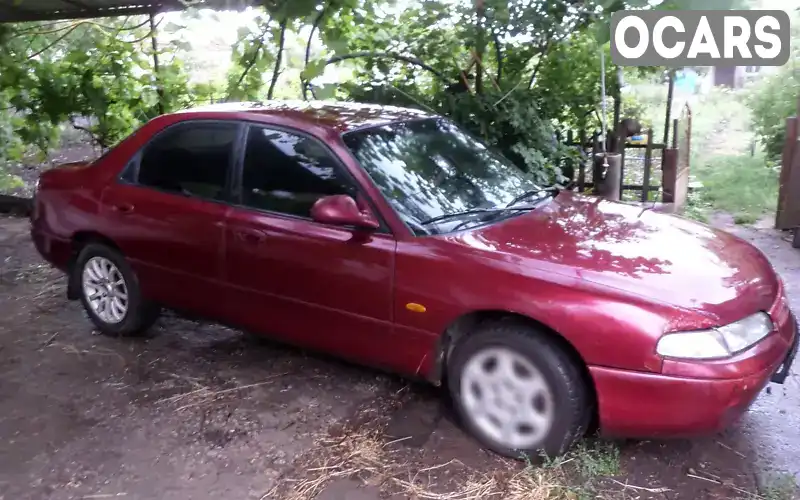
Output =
[{"x1": 31, "y1": 101, "x2": 797, "y2": 458}]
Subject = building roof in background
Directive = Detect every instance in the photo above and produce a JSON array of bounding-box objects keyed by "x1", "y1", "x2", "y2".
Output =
[{"x1": 0, "y1": 0, "x2": 241, "y2": 22}]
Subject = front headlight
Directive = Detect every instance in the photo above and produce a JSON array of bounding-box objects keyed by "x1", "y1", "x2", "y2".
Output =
[{"x1": 656, "y1": 312, "x2": 774, "y2": 360}]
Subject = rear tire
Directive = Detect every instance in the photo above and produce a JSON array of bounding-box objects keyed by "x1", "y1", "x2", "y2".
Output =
[
  {"x1": 73, "y1": 243, "x2": 160, "y2": 337},
  {"x1": 447, "y1": 318, "x2": 590, "y2": 459}
]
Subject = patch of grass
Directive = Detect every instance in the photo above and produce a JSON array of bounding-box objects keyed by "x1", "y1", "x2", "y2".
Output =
[
  {"x1": 682, "y1": 189, "x2": 711, "y2": 223},
  {"x1": 761, "y1": 472, "x2": 798, "y2": 500},
  {"x1": 690, "y1": 153, "x2": 779, "y2": 225},
  {"x1": 573, "y1": 440, "x2": 620, "y2": 479}
]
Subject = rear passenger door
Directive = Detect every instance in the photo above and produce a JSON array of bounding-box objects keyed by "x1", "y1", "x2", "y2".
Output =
[{"x1": 101, "y1": 120, "x2": 243, "y2": 315}]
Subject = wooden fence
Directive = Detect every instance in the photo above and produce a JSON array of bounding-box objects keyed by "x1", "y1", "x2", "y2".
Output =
[{"x1": 559, "y1": 106, "x2": 691, "y2": 209}]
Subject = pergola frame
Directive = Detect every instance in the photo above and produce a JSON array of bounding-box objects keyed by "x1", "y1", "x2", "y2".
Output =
[{"x1": 0, "y1": 0, "x2": 243, "y2": 23}]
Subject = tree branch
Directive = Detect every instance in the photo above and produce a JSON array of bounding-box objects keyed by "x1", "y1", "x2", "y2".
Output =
[
  {"x1": 69, "y1": 117, "x2": 104, "y2": 149},
  {"x1": 492, "y1": 28, "x2": 503, "y2": 85},
  {"x1": 323, "y1": 51, "x2": 451, "y2": 82},
  {"x1": 127, "y1": 17, "x2": 163, "y2": 45},
  {"x1": 303, "y1": 1, "x2": 330, "y2": 100},
  {"x1": 25, "y1": 23, "x2": 84, "y2": 60},
  {"x1": 11, "y1": 17, "x2": 149, "y2": 40},
  {"x1": 527, "y1": 40, "x2": 551, "y2": 90},
  {"x1": 232, "y1": 17, "x2": 273, "y2": 94},
  {"x1": 267, "y1": 18, "x2": 288, "y2": 100},
  {"x1": 474, "y1": 0, "x2": 486, "y2": 94}
]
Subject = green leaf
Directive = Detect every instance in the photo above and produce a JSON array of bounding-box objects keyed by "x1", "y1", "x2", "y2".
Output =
[
  {"x1": 164, "y1": 22, "x2": 184, "y2": 34},
  {"x1": 314, "y1": 83, "x2": 338, "y2": 100},
  {"x1": 327, "y1": 38, "x2": 349, "y2": 57},
  {"x1": 281, "y1": 0, "x2": 320, "y2": 19},
  {"x1": 373, "y1": 29, "x2": 391, "y2": 42},
  {"x1": 172, "y1": 40, "x2": 192, "y2": 52},
  {"x1": 301, "y1": 59, "x2": 327, "y2": 81},
  {"x1": 237, "y1": 26, "x2": 251, "y2": 41}
]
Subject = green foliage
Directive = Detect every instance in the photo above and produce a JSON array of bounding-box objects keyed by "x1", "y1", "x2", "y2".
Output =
[
  {"x1": 745, "y1": 7, "x2": 800, "y2": 161},
  {"x1": 761, "y1": 472, "x2": 798, "y2": 500},
  {"x1": 314, "y1": 0, "x2": 667, "y2": 181},
  {"x1": 0, "y1": 16, "x2": 197, "y2": 155},
  {"x1": 747, "y1": 67, "x2": 800, "y2": 161},
  {"x1": 0, "y1": 0, "x2": 678, "y2": 189},
  {"x1": 692, "y1": 153, "x2": 778, "y2": 225},
  {"x1": 573, "y1": 440, "x2": 620, "y2": 479}
]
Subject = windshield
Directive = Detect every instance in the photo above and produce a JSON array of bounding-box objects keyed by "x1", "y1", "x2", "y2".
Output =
[{"x1": 342, "y1": 117, "x2": 549, "y2": 235}]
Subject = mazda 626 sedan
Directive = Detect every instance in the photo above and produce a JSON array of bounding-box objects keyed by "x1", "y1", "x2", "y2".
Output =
[{"x1": 30, "y1": 101, "x2": 797, "y2": 458}]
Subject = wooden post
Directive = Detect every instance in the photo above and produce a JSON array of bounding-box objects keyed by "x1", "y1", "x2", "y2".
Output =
[
  {"x1": 578, "y1": 129, "x2": 587, "y2": 192},
  {"x1": 597, "y1": 153, "x2": 622, "y2": 201},
  {"x1": 641, "y1": 128, "x2": 654, "y2": 202},
  {"x1": 777, "y1": 115, "x2": 799, "y2": 229},
  {"x1": 661, "y1": 148, "x2": 679, "y2": 204},
  {"x1": 672, "y1": 118, "x2": 679, "y2": 149},
  {"x1": 592, "y1": 131, "x2": 601, "y2": 192},
  {"x1": 565, "y1": 130, "x2": 575, "y2": 184},
  {"x1": 662, "y1": 70, "x2": 675, "y2": 162},
  {"x1": 149, "y1": 12, "x2": 164, "y2": 115},
  {"x1": 776, "y1": 95, "x2": 800, "y2": 230}
]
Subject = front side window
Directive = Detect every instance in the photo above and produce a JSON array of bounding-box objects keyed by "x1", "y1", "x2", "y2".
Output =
[
  {"x1": 137, "y1": 122, "x2": 238, "y2": 200},
  {"x1": 240, "y1": 126, "x2": 357, "y2": 217},
  {"x1": 342, "y1": 118, "x2": 548, "y2": 235}
]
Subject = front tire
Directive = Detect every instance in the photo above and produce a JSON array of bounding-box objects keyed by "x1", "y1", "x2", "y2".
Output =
[
  {"x1": 447, "y1": 319, "x2": 590, "y2": 459},
  {"x1": 74, "y1": 243, "x2": 159, "y2": 336}
]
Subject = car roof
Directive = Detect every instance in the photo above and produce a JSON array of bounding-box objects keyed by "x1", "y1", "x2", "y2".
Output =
[{"x1": 176, "y1": 100, "x2": 435, "y2": 133}]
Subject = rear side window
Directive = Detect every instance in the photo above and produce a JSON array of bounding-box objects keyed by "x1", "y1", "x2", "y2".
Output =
[
  {"x1": 136, "y1": 122, "x2": 239, "y2": 201},
  {"x1": 239, "y1": 126, "x2": 357, "y2": 217}
]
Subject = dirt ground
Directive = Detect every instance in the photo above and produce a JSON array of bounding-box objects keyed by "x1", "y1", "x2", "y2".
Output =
[{"x1": 0, "y1": 212, "x2": 799, "y2": 500}]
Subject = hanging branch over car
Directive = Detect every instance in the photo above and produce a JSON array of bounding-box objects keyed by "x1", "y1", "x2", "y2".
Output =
[
  {"x1": 322, "y1": 51, "x2": 451, "y2": 82},
  {"x1": 267, "y1": 18, "x2": 288, "y2": 100},
  {"x1": 303, "y1": 0, "x2": 331, "y2": 100},
  {"x1": 232, "y1": 18, "x2": 273, "y2": 94}
]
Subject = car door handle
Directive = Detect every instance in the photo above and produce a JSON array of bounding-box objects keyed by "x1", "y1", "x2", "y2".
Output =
[
  {"x1": 111, "y1": 203, "x2": 134, "y2": 214},
  {"x1": 234, "y1": 228, "x2": 267, "y2": 244}
]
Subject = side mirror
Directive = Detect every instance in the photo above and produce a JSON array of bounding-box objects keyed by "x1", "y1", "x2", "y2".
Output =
[{"x1": 311, "y1": 195, "x2": 380, "y2": 230}]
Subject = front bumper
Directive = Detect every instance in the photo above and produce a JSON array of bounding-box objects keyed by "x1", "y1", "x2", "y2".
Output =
[
  {"x1": 592, "y1": 303, "x2": 797, "y2": 438},
  {"x1": 771, "y1": 313, "x2": 798, "y2": 384}
]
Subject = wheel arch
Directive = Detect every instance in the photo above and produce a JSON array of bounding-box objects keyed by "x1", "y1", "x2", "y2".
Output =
[{"x1": 428, "y1": 309, "x2": 599, "y2": 430}]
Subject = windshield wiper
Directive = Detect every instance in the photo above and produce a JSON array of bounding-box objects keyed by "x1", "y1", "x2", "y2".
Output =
[
  {"x1": 505, "y1": 186, "x2": 560, "y2": 208},
  {"x1": 421, "y1": 207, "x2": 530, "y2": 226}
]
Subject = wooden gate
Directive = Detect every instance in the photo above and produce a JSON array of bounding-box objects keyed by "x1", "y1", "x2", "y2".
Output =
[{"x1": 776, "y1": 95, "x2": 800, "y2": 237}]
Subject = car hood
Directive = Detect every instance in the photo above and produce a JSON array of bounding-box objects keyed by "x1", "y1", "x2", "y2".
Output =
[{"x1": 445, "y1": 192, "x2": 778, "y2": 323}]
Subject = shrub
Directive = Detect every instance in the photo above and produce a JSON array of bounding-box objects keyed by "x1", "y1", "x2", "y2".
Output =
[{"x1": 747, "y1": 66, "x2": 800, "y2": 161}]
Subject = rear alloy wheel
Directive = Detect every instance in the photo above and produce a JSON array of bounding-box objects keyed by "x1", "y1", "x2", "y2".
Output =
[
  {"x1": 82, "y1": 256, "x2": 129, "y2": 324},
  {"x1": 448, "y1": 319, "x2": 591, "y2": 459},
  {"x1": 74, "y1": 243, "x2": 159, "y2": 336}
]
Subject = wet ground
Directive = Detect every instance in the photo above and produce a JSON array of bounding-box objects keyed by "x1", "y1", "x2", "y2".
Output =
[{"x1": 0, "y1": 213, "x2": 799, "y2": 500}]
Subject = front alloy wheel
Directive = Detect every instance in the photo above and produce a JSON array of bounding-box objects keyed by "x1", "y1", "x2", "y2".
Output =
[
  {"x1": 448, "y1": 319, "x2": 591, "y2": 459},
  {"x1": 460, "y1": 346, "x2": 555, "y2": 450}
]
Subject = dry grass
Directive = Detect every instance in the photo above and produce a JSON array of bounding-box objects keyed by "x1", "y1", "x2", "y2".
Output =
[
  {"x1": 156, "y1": 372, "x2": 291, "y2": 411},
  {"x1": 267, "y1": 425, "x2": 624, "y2": 500},
  {"x1": 271, "y1": 428, "x2": 389, "y2": 500}
]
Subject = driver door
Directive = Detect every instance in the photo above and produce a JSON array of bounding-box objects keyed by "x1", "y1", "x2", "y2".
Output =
[{"x1": 220, "y1": 125, "x2": 401, "y2": 369}]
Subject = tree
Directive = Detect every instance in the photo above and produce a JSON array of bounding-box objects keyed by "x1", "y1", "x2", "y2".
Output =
[{"x1": 0, "y1": 15, "x2": 197, "y2": 155}]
